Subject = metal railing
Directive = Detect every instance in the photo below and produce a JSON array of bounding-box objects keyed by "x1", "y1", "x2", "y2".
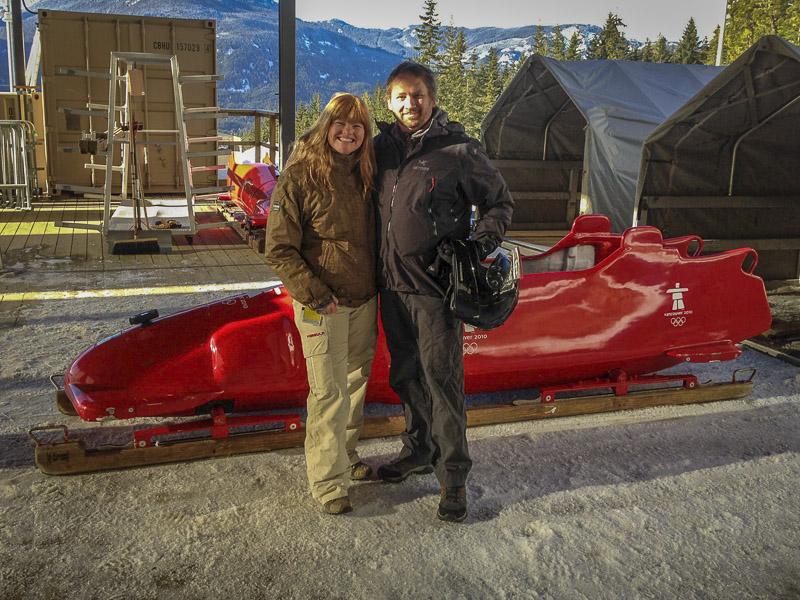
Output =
[
  {"x1": 220, "y1": 108, "x2": 279, "y2": 165},
  {"x1": 0, "y1": 119, "x2": 39, "y2": 209}
]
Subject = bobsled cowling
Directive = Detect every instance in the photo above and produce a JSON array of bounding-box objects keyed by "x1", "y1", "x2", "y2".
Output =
[{"x1": 63, "y1": 215, "x2": 772, "y2": 422}]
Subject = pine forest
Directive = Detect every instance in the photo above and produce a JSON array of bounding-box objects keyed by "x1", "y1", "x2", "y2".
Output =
[{"x1": 268, "y1": 0, "x2": 800, "y2": 141}]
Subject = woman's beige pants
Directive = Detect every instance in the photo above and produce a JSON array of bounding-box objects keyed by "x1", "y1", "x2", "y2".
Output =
[{"x1": 293, "y1": 297, "x2": 377, "y2": 505}]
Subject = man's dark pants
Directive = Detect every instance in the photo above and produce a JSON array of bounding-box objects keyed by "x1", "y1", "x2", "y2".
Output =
[{"x1": 379, "y1": 289, "x2": 472, "y2": 487}]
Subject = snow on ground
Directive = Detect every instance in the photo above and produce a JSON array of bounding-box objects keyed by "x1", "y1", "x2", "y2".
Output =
[{"x1": 0, "y1": 265, "x2": 798, "y2": 599}]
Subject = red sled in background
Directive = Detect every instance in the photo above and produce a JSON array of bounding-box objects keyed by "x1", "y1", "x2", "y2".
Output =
[
  {"x1": 60, "y1": 214, "x2": 772, "y2": 423},
  {"x1": 222, "y1": 152, "x2": 279, "y2": 229}
]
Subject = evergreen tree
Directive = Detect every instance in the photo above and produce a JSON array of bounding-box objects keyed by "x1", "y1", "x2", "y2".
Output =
[
  {"x1": 585, "y1": 13, "x2": 629, "y2": 59},
  {"x1": 462, "y1": 51, "x2": 482, "y2": 138},
  {"x1": 788, "y1": 2, "x2": 800, "y2": 44},
  {"x1": 533, "y1": 24, "x2": 549, "y2": 56},
  {"x1": 698, "y1": 36, "x2": 713, "y2": 64},
  {"x1": 368, "y1": 81, "x2": 393, "y2": 123},
  {"x1": 500, "y1": 59, "x2": 515, "y2": 89},
  {"x1": 641, "y1": 39, "x2": 655, "y2": 62},
  {"x1": 551, "y1": 24, "x2": 567, "y2": 60},
  {"x1": 761, "y1": 0, "x2": 784, "y2": 33},
  {"x1": 361, "y1": 90, "x2": 375, "y2": 131},
  {"x1": 674, "y1": 17, "x2": 703, "y2": 64},
  {"x1": 310, "y1": 92, "x2": 322, "y2": 120},
  {"x1": 477, "y1": 46, "x2": 502, "y2": 121},
  {"x1": 413, "y1": 0, "x2": 444, "y2": 69},
  {"x1": 295, "y1": 100, "x2": 311, "y2": 139},
  {"x1": 439, "y1": 25, "x2": 468, "y2": 123},
  {"x1": 723, "y1": 0, "x2": 798, "y2": 64},
  {"x1": 294, "y1": 92, "x2": 322, "y2": 139},
  {"x1": 653, "y1": 34, "x2": 674, "y2": 63},
  {"x1": 366, "y1": 83, "x2": 380, "y2": 124},
  {"x1": 704, "y1": 26, "x2": 721, "y2": 65},
  {"x1": 565, "y1": 30, "x2": 582, "y2": 60},
  {"x1": 502, "y1": 52, "x2": 525, "y2": 89}
]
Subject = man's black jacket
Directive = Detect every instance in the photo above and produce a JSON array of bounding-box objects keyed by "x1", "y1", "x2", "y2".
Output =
[{"x1": 373, "y1": 108, "x2": 514, "y2": 298}]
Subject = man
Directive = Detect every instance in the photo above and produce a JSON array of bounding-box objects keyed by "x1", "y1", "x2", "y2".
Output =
[{"x1": 373, "y1": 61, "x2": 514, "y2": 523}]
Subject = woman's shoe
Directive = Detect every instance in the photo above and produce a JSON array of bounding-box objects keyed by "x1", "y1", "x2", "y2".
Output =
[
  {"x1": 323, "y1": 496, "x2": 353, "y2": 515},
  {"x1": 350, "y1": 461, "x2": 373, "y2": 480}
]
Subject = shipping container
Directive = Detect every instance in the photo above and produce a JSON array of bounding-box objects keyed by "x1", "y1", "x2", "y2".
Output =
[
  {"x1": 38, "y1": 10, "x2": 218, "y2": 196},
  {"x1": 0, "y1": 93, "x2": 20, "y2": 120}
]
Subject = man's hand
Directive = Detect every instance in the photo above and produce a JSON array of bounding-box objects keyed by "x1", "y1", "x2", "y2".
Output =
[
  {"x1": 426, "y1": 239, "x2": 457, "y2": 296},
  {"x1": 470, "y1": 237, "x2": 497, "y2": 261},
  {"x1": 427, "y1": 240, "x2": 454, "y2": 284}
]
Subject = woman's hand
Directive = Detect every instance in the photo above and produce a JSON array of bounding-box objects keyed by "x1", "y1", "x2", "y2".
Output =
[{"x1": 320, "y1": 295, "x2": 339, "y2": 315}]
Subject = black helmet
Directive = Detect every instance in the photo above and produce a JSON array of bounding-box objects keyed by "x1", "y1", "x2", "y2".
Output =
[{"x1": 450, "y1": 240, "x2": 520, "y2": 330}]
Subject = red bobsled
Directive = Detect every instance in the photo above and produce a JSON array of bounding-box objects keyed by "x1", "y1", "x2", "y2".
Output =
[
  {"x1": 224, "y1": 152, "x2": 279, "y2": 228},
  {"x1": 63, "y1": 215, "x2": 772, "y2": 423}
]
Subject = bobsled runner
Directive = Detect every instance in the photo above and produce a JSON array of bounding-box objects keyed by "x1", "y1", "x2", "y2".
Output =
[
  {"x1": 222, "y1": 152, "x2": 279, "y2": 229},
  {"x1": 33, "y1": 215, "x2": 772, "y2": 474}
]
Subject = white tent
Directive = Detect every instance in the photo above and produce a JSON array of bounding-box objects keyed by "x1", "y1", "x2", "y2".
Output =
[{"x1": 482, "y1": 55, "x2": 721, "y2": 234}]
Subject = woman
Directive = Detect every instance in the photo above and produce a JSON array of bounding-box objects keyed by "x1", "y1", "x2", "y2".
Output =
[{"x1": 264, "y1": 93, "x2": 377, "y2": 515}]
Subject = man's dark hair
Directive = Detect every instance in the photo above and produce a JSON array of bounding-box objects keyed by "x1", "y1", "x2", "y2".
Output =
[{"x1": 385, "y1": 61, "x2": 438, "y2": 101}]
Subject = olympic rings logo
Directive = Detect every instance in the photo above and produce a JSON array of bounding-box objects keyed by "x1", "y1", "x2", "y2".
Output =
[
  {"x1": 671, "y1": 317, "x2": 686, "y2": 327},
  {"x1": 463, "y1": 342, "x2": 478, "y2": 355}
]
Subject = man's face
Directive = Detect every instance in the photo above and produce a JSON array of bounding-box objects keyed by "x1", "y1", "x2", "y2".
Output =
[{"x1": 387, "y1": 74, "x2": 436, "y2": 133}]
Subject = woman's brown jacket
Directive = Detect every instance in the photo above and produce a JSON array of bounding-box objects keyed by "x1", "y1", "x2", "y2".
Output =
[{"x1": 264, "y1": 152, "x2": 376, "y2": 310}]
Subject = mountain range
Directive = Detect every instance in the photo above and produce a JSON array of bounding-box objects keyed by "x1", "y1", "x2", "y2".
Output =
[{"x1": 4, "y1": 0, "x2": 605, "y2": 130}]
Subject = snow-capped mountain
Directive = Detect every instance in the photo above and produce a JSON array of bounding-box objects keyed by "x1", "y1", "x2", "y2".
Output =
[{"x1": 2, "y1": 0, "x2": 601, "y2": 129}]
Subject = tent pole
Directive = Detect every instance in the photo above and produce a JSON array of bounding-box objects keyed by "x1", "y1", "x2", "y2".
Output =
[
  {"x1": 728, "y1": 92, "x2": 800, "y2": 195},
  {"x1": 542, "y1": 99, "x2": 571, "y2": 160}
]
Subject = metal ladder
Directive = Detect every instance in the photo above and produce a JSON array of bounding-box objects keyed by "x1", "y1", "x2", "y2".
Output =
[{"x1": 55, "y1": 51, "x2": 235, "y2": 245}]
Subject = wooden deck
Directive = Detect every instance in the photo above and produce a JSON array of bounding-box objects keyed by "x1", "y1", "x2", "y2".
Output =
[{"x1": 0, "y1": 197, "x2": 276, "y2": 294}]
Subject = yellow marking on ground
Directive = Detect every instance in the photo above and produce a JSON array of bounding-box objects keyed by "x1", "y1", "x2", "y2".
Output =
[{"x1": 0, "y1": 281, "x2": 281, "y2": 302}]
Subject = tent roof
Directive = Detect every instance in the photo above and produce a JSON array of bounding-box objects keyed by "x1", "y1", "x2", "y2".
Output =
[
  {"x1": 482, "y1": 55, "x2": 722, "y2": 232},
  {"x1": 637, "y1": 35, "x2": 800, "y2": 206}
]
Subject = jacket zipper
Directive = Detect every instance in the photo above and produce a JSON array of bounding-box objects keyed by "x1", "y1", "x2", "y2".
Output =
[
  {"x1": 385, "y1": 137, "x2": 428, "y2": 241},
  {"x1": 388, "y1": 176, "x2": 398, "y2": 235},
  {"x1": 428, "y1": 177, "x2": 437, "y2": 237}
]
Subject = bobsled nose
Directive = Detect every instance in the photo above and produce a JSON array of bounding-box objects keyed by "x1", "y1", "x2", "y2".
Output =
[
  {"x1": 66, "y1": 333, "x2": 139, "y2": 390},
  {"x1": 64, "y1": 332, "x2": 143, "y2": 421}
]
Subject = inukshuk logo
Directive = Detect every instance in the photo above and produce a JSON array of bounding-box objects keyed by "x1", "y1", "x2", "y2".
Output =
[{"x1": 665, "y1": 283, "x2": 691, "y2": 326}]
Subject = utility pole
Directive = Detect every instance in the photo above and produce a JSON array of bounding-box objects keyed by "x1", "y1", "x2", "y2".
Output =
[
  {"x1": 715, "y1": 0, "x2": 728, "y2": 66},
  {"x1": 279, "y1": 0, "x2": 295, "y2": 168},
  {"x1": 3, "y1": 0, "x2": 26, "y2": 91}
]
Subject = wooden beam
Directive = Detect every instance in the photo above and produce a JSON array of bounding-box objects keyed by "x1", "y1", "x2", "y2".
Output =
[
  {"x1": 511, "y1": 191, "x2": 571, "y2": 201},
  {"x1": 34, "y1": 380, "x2": 753, "y2": 475},
  {"x1": 565, "y1": 165, "x2": 581, "y2": 223},
  {"x1": 507, "y1": 222, "x2": 572, "y2": 230},
  {"x1": 702, "y1": 238, "x2": 800, "y2": 251},
  {"x1": 642, "y1": 195, "x2": 797, "y2": 209},
  {"x1": 493, "y1": 159, "x2": 584, "y2": 170}
]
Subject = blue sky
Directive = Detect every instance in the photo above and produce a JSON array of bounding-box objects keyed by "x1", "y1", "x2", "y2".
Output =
[{"x1": 295, "y1": 0, "x2": 727, "y2": 42}]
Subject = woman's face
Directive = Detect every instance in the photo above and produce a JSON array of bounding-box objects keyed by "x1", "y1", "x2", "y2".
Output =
[{"x1": 327, "y1": 119, "x2": 365, "y2": 155}]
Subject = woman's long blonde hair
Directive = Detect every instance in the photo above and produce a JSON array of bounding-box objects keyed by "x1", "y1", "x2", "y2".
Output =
[{"x1": 283, "y1": 93, "x2": 376, "y2": 197}]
